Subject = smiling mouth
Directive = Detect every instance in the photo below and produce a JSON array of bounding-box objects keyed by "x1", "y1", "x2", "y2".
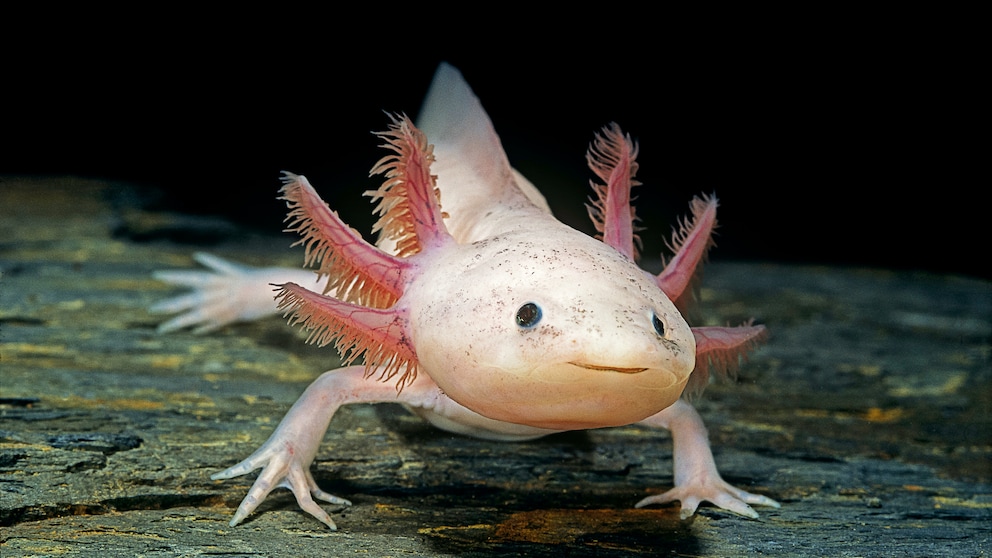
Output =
[{"x1": 569, "y1": 362, "x2": 649, "y2": 374}]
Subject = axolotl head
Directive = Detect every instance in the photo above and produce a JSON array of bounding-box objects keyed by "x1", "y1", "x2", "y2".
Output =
[{"x1": 409, "y1": 227, "x2": 696, "y2": 431}]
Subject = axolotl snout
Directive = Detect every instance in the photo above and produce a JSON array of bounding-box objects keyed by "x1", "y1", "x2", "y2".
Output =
[{"x1": 151, "y1": 62, "x2": 779, "y2": 529}]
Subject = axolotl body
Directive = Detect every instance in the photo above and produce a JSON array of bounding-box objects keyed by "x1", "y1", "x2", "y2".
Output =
[{"x1": 152, "y1": 63, "x2": 779, "y2": 529}]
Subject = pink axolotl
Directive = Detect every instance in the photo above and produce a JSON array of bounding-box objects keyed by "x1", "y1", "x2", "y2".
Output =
[{"x1": 151, "y1": 62, "x2": 779, "y2": 530}]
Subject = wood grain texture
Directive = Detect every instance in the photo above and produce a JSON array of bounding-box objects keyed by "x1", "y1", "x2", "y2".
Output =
[{"x1": 2, "y1": 176, "x2": 989, "y2": 557}]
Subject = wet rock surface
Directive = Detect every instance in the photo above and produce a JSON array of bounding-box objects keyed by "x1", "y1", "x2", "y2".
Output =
[{"x1": 2, "y1": 176, "x2": 989, "y2": 557}]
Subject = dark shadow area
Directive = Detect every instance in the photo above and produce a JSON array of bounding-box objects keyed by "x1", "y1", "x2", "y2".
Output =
[{"x1": 4, "y1": 32, "x2": 985, "y2": 280}]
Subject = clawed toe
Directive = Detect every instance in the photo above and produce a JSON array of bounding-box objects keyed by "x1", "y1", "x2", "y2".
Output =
[
  {"x1": 636, "y1": 483, "x2": 778, "y2": 520},
  {"x1": 212, "y1": 455, "x2": 350, "y2": 529}
]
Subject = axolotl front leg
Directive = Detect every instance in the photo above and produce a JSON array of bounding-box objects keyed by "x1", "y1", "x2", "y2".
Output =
[
  {"x1": 210, "y1": 368, "x2": 780, "y2": 529},
  {"x1": 211, "y1": 366, "x2": 449, "y2": 529},
  {"x1": 635, "y1": 399, "x2": 780, "y2": 519}
]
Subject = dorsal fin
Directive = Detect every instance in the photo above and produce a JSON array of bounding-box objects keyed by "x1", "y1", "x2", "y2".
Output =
[
  {"x1": 416, "y1": 62, "x2": 498, "y2": 153},
  {"x1": 413, "y1": 63, "x2": 527, "y2": 234}
]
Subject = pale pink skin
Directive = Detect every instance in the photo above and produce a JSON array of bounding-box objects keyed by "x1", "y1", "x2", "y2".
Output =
[{"x1": 151, "y1": 63, "x2": 779, "y2": 529}]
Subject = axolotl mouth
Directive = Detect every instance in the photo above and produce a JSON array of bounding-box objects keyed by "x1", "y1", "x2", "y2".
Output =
[
  {"x1": 458, "y1": 360, "x2": 687, "y2": 430},
  {"x1": 568, "y1": 362, "x2": 649, "y2": 374}
]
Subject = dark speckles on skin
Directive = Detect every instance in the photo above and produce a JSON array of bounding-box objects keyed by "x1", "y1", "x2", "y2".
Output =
[
  {"x1": 661, "y1": 338, "x2": 682, "y2": 354},
  {"x1": 584, "y1": 324, "x2": 603, "y2": 336},
  {"x1": 567, "y1": 304, "x2": 588, "y2": 326},
  {"x1": 535, "y1": 324, "x2": 563, "y2": 339}
]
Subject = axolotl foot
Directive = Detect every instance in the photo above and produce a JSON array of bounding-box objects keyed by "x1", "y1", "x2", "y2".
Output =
[
  {"x1": 634, "y1": 474, "x2": 780, "y2": 520},
  {"x1": 151, "y1": 252, "x2": 318, "y2": 334},
  {"x1": 211, "y1": 443, "x2": 351, "y2": 529}
]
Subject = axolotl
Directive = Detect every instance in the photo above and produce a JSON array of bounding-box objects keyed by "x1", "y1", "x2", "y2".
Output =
[{"x1": 151, "y1": 62, "x2": 779, "y2": 530}]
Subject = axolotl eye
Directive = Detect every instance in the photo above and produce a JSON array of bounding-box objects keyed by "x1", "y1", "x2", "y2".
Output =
[
  {"x1": 516, "y1": 302, "x2": 542, "y2": 328},
  {"x1": 652, "y1": 311, "x2": 667, "y2": 337}
]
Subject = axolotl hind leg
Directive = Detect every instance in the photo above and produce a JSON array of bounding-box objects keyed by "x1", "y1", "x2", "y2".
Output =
[{"x1": 151, "y1": 252, "x2": 323, "y2": 333}]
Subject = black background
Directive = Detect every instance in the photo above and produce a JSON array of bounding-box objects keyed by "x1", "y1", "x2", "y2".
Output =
[{"x1": 5, "y1": 13, "x2": 984, "y2": 279}]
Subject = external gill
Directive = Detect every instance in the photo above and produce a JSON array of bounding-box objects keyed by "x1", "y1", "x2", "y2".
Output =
[
  {"x1": 367, "y1": 113, "x2": 452, "y2": 258},
  {"x1": 686, "y1": 322, "x2": 768, "y2": 399},
  {"x1": 276, "y1": 115, "x2": 453, "y2": 392},
  {"x1": 275, "y1": 283, "x2": 418, "y2": 390},
  {"x1": 656, "y1": 193, "x2": 718, "y2": 317},
  {"x1": 583, "y1": 123, "x2": 766, "y2": 398},
  {"x1": 585, "y1": 122, "x2": 643, "y2": 262},
  {"x1": 280, "y1": 173, "x2": 409, "y2": 308},
  {"x1": 584, "y1": 123, "x2": 716, "y2": 316}
]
